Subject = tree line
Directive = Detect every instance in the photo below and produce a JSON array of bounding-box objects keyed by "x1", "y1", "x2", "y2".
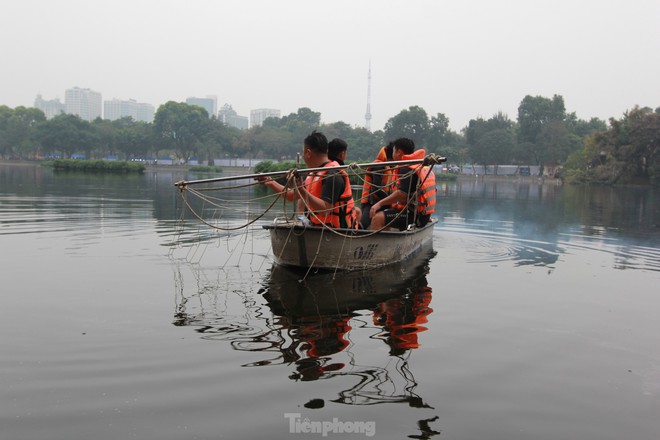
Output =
[{"x1": 1, "y1": 95, "x2": 658, "y2": 183}]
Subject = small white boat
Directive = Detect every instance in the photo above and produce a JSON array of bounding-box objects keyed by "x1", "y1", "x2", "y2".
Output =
[{"x1": 264, "y1": 218, "x2": 436, "y2": 271}]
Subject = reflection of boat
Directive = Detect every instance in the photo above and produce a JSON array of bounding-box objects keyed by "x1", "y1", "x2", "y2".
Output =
[
  {"x1": 263, "y1": 218, "x2": 436, "y2": 271},
  {"x1": 259, "y1": 247, "x2": 437, "y2": 409},
  {"x1": 262, "y1": 243, "x2": 436, "y2": 317},
  {"x1": 172, "y1": 251, "x2": 440, "y2": 434}
]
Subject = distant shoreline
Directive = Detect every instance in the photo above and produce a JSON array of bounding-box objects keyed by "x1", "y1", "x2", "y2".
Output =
[
  {"x1": 0, "y1": 159, "x2": 255, "y2": 174},
  {"x1": 1, "y1": 159, "x2": 562, "y2": 183}
]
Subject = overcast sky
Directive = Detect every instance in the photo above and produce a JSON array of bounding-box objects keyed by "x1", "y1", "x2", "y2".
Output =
[{"x1": 1, "y1": 0, "x2": 659, "y2": 131}]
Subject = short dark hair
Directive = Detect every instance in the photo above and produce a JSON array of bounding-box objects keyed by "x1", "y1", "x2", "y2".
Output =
[
  {"x1": 385, "y1": 142, "x2": 395, "y2": 160},
  {"x1": 393, "y1": 138, "x2": 415, "y2": 155},
  {"x1": 328, "y1": 138, "x2": 347, "y2": 161},
  {"x1": 304, "y1": 130, "x2": 328, "y2": 154}
]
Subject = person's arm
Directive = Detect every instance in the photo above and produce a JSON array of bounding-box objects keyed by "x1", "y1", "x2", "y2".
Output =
[
  {"x1": 299, "y1": 172, "x2": 342, "y2": 212},
  {"x1": 369, "y1": 189, "x2": 407, "y2": 218},
  {"x1": 369, "y1": 166, "x2": 416, "y2": 217},
  {"x1": 369, "y1": 166, "x2": 389, "y2": 201},
  {"x1": 257, "y1": 175, "x2": 297, "y2": 202}
]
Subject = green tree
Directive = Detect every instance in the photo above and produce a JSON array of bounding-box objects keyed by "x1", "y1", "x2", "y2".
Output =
[
  {"x1": 92, "y1": 118, "x2": 118, "y2": 159},
  {"x1": 465, "y1": 112, "x2": 515, "y2": 168},
  {"x1": 609, "y1": 106, "x2": 660, "y2": 179},
  {"x1": 202, "y1": 118, "x2": 239, "y2": 164},
  {"x1": 36, "y1": 113, "x2": 95, "y2": 159},
  {"x1": 272, "y1": 107, "x2": 321, "y2": 135},
  {"x1": 517, "y1": 94, "x2": 567, "y2": 165},
  {"x1": 565, "y1": 106, "x2": 660, "y2": 184},
  {"x1": 478, "y1": 129, "x2": 516, "y2": 173},
  {"x1": 153, "y1": 101, "x2": 209, "y2": 163},
  {"x1": 342, "y1": 128, "x2": 384, "y2": 161},
  {"x1": 384, "y1": 106, "x2": 430, "y2": 143},
  {"x1": 426, "y1": 112, "x2": 451, "y2": 153},
  {"x1": 0, "y1": 106, "x2": 46, "y2": 158}
]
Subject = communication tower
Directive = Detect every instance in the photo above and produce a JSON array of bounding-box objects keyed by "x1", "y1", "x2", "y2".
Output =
[{"x1": 365, "y1": 62, "x2": 372, "y2": 131}]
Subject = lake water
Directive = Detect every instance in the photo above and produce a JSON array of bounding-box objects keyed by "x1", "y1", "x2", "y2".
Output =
[{"x1": 1, "y1": 163, "x2": 659, "y2": 440}]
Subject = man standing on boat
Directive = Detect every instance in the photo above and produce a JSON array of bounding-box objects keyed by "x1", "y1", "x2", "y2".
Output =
[
  {"x1": 259, "y1": 131, "x2": 358, "y2": 229},
  {"x1": 368, "y1": 138, "x2": 436, "y2": 231}
]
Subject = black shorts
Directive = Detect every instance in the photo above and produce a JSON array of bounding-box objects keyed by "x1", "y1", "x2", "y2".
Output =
[{"x1": 382, "y1": 209, "x2": 430, "y2": 231}]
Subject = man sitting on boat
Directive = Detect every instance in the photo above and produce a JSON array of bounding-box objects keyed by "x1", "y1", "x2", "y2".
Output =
[
  {"x1": 368, "y1": 138, "x2": 436, "y2": 231},
  {"x1": 260, "y1": 130, "x2": 359, "y2": 229},
  {"x1": 328, "y1": 138, "x2": 348, "y2": 165}
]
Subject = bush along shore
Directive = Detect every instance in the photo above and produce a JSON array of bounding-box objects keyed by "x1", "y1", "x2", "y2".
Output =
[
  {"x1": 188, "y1": 165, "x2": 223, "y2": 173},
  {"x1": 44, "y1": 159, "x2": 146, "y2": 173}
]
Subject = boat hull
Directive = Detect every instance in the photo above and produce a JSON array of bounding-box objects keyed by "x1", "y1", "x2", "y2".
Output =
[{"x1": 263, "y1": 219, "x2": 436, "y2": 270}]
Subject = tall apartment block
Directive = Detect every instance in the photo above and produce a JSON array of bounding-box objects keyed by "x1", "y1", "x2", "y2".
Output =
[
  {"x1": 250, "y1": 108, "x2": 281, "y2": 128},
  {"x1": 65, "y1": 87, "x2": 102, "y2": 121},
  {"x1": 104, "y1": 99, "x2": 155, "y2": 122},
  {"x1": 219, "y1": 104, "x2": 248, "y2": 129},
  {"x1": 34, "y1": 94, "x2": 65, "y2": 119},
  {"x1": 185, "y1": 96, "x2": 217, "y2": 118}
]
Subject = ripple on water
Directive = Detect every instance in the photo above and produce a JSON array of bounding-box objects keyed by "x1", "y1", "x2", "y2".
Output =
[{"x1": 440, "y1": 217, "x2": 660, "y2": 271}]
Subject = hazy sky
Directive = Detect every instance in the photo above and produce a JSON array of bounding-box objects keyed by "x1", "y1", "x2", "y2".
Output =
[{"x1": 2, "y1": 0, "x2": 659, "y2": 131}]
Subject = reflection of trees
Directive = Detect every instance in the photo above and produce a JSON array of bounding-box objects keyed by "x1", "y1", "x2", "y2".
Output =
[
  {"x1": 172, "y1": 250, "x2": 441, "y2": 438},
  {"x1": 444, "y1": 178, "x2": 659, "y2": 240},
  {"x1": 440, "y1": 179, "x2": 660, "y2": 270}
]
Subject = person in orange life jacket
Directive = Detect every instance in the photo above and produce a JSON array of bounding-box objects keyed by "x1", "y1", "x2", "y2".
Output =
[
  {"x1": 368, "y1": 138, "x2": 436, "y2": 231},
  {"x1": 359, "y1": 142, "x2": 394, "y2": 229},
  {"x1": 328, "y1": 137, "x2": 363, "y2": 223},
  {"x1": 328, "y1": 138, "x2": 347, "y2": 165},
  {"x1": 258, "y1": 131, "x2": 357, "y2": 229}
]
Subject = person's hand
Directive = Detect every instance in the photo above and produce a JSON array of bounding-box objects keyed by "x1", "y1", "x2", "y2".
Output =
[
  {"x1": 294, "y1": 173, "x2": 303, "y2": 189},
  {"x1": 370, "y1": 202, "x2": 381, "y2": 218},
  {"x1": 255, "y1": 174, "x2": 274, "y2": 188},
  {"x1": 284, "y1": 170, "x2": 303, "y2": 189}
]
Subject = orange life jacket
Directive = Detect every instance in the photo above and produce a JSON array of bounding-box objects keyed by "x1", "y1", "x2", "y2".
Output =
[
  {"x1": 305, "y1": 161, "x2": 357, "y2": 229},
  {"x1": 361, "y1": 146, "x2": 395, "y2": 205},
  {"x1": 393, "y1": 149, "x2": 436, "y2": 216}
]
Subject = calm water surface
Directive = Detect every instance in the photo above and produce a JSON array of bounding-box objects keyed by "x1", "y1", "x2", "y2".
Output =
[{"x1": 1, "y1": 163, "x2": 659, "y2": 440}]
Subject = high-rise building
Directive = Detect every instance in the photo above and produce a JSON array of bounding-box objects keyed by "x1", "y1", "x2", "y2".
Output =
[
  {"x1": 185, "y1": 96, "x2": 217, "y2": 118},
  {"x1": 135, "y1": 103, "x2": 155, "y2": 123},
  {"x1": 34, "y1": 94, "x2": 65, "y2": 119},
  {"x1": 65, "y1": 87, "x2": 102, "y2": 121},
  {"x1": 250, "y1": 108, "x2": 281, "y2": 128},
  {"x1": 219, "y1": 104, "x2": 248, "y2": 130},
  {"x1": 104, "y1": 99, "x2": 154, "y2": 122}
]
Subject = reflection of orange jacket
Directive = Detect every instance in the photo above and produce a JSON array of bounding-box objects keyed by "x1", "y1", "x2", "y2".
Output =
[
  {"x1": 393, "y1": 150, "x2": 436, "y2": 216},
  {"x1": 361, "y1": 146, "x2": 395, "y2": 205},
  {"x1": 306, "y1": 161, "x2": 357, "y2": 228},
  {"x1": 299, "y1": 316, "x2": 352, "y2": 358},
  {"x1": 373, "y1": 286, "x2": 433, "y2": 350}
]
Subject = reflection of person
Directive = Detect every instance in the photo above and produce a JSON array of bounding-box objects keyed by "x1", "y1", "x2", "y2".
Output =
[
  {"x1": 373, "y1": 281, "x2": 433, "y2": 356},
  {"x1": 259, "y1": 131, "x2": 358, "y2": 229},
  {"x1": 290, "y1": 315, "x2": 351, "y2": 381},
  {"x1": 368, "y1": 138, "x2": 436, "y2": 231},
  {"x1": 360, "y1": 143, "x2": 394, "y2": 229}
]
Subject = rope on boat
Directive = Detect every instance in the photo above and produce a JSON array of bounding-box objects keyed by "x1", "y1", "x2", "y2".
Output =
[{"x1": 175, "y1": 154, "x2": 446, "y2": 236}]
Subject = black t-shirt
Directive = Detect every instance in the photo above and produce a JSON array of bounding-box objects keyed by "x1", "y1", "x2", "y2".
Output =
[
  {"x1": 320, "y1": 169, "x2": 346, "y2": 204},
  {"x1": 397, "y1": 166, "x2": 420, "y2": 199}
]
